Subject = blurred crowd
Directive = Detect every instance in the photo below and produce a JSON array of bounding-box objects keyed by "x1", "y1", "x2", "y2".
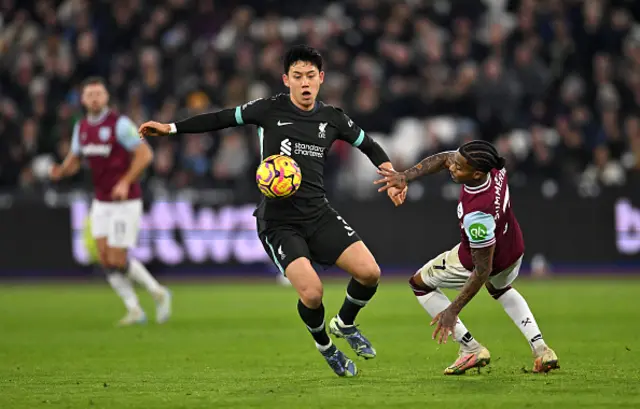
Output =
[{"x1": 1, "y1": 0, "x2": 639, "y2": 199}]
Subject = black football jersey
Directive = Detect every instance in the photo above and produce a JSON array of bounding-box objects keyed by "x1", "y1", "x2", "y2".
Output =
[{"x1": 234, "y1": 94, "x2": 367, "y2": 221}]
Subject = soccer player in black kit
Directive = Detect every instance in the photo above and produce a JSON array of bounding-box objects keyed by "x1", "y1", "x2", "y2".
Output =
[{"x1": 139, "y1": 45, "x2": 406, "y2": 377}]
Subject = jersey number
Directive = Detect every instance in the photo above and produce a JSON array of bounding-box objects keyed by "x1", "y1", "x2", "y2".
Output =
[{"x1": 114, "y1": 221, "x2": 126, "y2": 241}]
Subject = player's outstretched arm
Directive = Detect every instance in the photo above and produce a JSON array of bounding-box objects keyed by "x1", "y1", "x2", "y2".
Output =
[
  {"x1": 404, "y1": 151, "x2": 456, "y2": 180},
  {"x1": 50, "y1": 123, "x2": 82, "y2": 181},
  {"x1": 449, "y1": 210, "x2": 497, "y2": 313},
  {"x1": 450, "y1": 245, "x2": 495, "y2": 313},
  {"x1": 50, "y1": 152, "x2": 81, "y2": 181},
  {"x1": 431, "y1": 210, "x2": 496, "y2": 344},
  {"x1": 374, "y1": 151, "x2": 456, "y2": 191},
  {"x1": 138, "y1": 110, "x2": 238, "y2": 136},
  {"x1": 354, "y1": 137, "x2": 407, "y2": 206},
  {"x1": 139, "y1": 98, "x2": 272, "y2": 137},
  {"x1": 334, "y1": 108, "x2": 406, "y2": 205},
  {"x1": 138, "y1": 111, "x2": 236, "y2": 136},
  {"x1": 430, "y1": 244, "x2": 495, "y2": 344}
]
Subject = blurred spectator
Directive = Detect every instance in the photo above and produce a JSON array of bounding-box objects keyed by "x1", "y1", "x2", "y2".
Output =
[
  {"x1": 0, "y1": 0, "x2": 637, "y2": 199},
  {"x1": 211, "y1": 130, "x2": 251, "y2": 189}
]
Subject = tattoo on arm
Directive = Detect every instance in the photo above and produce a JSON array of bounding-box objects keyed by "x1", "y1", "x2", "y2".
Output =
[
  {"x1": 450, "y1": 245, "x2": 495, "y2": 313},
  {"x1": 403, "y1": 151, "x2": 455, "y2": 182}
]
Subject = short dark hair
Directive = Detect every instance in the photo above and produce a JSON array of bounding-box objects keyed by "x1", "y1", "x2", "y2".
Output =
[
  {"x1": 283, "y1": 45, "x2": 323, "y2": 74},
  {"x1": 81, "y1": 76, "x2": 107, "y2": 89},
  {"x1": 459, "y1": 140, "x2": 506, "y2": 173}
]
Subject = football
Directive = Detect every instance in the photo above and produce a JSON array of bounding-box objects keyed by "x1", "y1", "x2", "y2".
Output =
[{"x1": 255, "y1": 154, "x2": 302, "y2": 198}]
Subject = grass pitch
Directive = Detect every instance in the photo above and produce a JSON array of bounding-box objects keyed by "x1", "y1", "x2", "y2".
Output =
[{"x1": 1, "y1": 278, "x2": 639, "y2": 408}]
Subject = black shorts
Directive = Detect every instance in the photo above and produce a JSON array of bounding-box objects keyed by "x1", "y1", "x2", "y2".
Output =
[{"x1": 257, "y1": 206, "x2": 361, "y2": 275}]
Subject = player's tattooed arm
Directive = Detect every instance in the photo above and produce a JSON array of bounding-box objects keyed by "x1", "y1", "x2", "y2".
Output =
[
  {"x1": 450, "y1": 245, "x2": 495, "y2": 314},
  {"x1": 403, "y1": 151, "x2": 456, "y2": 182},
  {"x1": 375, "y1": 151, "x2": 455, "y2": 191}
]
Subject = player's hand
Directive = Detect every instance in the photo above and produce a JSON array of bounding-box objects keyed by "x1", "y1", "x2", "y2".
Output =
[
  {"x1": 138, "y1": 121, "x2": 171, "y2": 137},
  {"x1": 387, "y1": 185, "x2": 407, "y2": 207},
  {"x1": 111, "y1": 180, "x2": 130, "y2": 201},
  {"x1": 49, "y1": 164, "x2": 64, "y2": 181},
  {"x1": 374, "y1": 167, "x2": 408, "y2": 192},
  {"x1": 430, "y1": 308, "x2": 458, "y2": 344}
]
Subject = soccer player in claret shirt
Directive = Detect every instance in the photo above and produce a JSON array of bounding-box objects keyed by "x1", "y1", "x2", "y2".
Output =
[
  {"x1": 50, "y1": 77, "x2": 172, "y2": 326},
  {"x1": 139, "y1": 45, "x2": 407, "y2": 377},
  {"x1": 376, "y1": 140, "x2": 559, "y2": 375}
]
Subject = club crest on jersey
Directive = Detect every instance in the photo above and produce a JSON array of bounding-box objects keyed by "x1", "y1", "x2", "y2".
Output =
[
  {"x1": 457, "y1": 202, "x2": 463, "y2": 219},
  {"x1": 318, "y1": 122, "x2": 327, "y2": 138},
  {"x1": 81, "y1": 132, "x2": 87, "y2": 141},
  {"x1": 98, "y1": 127, "x2": 112, "y2": 141}
]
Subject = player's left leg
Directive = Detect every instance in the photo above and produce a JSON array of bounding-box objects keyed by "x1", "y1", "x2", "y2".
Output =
[
  {"x1": 486, "y1": 257, "x2": 559, "y2": 373},
  {"x1": 91, "y1": 200, "x2": 143, "y2": 325},
  {"x1": 96, "y1": 237, "x2": 144, "y2": 324},
  {"x1": 106, "y1": 200, "x2": 171, "y2": 324},
  {"x1": 308, "y1": 210, "x2": 378, "y2": 359},
  {"x1": 411, "y1": 245, "x2": 490, "y2": 375}
]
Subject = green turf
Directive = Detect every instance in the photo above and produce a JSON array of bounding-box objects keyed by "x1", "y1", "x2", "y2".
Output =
[{"x1": 1, "y1": 278, "x2": 639, "y2": 408}]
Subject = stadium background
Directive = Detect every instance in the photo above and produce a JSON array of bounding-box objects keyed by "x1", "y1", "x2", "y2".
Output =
[{"x1": 1, "y1": 0, "x2": 638, "y2": 278}]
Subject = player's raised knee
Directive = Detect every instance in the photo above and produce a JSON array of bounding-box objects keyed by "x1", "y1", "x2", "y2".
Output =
[
  {"x1": 486, "y1": 283, "x2": 512, "y2": 300},
  {"x1": 106, "y1": 250, "x2": 128, "y2": 271},
  {"x1": 352, "y1": 262, "x2": 381, "y2": 286},
  {"x1": 97, "y1": 249, "x2": 110, "y2": 267},
  {"x1": 299, "y1": 286, "x2": 323, "y2": 309},
  {"x1": 408, "y1": 273, "x2": 433, "y2": 296}
]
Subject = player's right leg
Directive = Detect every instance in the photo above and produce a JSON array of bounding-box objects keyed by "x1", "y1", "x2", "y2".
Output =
[
  {"x1": 258, "y1": 222, "x2": 357, "y2": 377},
  {"x1": 486, "y1": 258, "x2": 559, "y2": 373},
  {"x1": 90, "y1": 200, "x2": 144, "y2": 325},
  {"x1": 106, "y1": 199, "x2": 171, "y2": 324},
  {"x1": 410, "y1": 244, "x2": 490, "y2": 375},
  {"x1": 306, "y1": 209, "x2": 378, "y2": 360}
]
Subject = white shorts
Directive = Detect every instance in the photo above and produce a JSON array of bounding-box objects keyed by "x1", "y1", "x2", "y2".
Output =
[
  {"x1": 90, "y1": 199, "x2": 143, "y2": 248},
  {"x1": 417, "y1": 243, "x2": 522, "y2": 290}
]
